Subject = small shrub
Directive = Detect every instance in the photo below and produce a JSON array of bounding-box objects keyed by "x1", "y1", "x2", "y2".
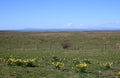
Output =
[{"x1": 61, "y1": 40, "x2": 71, "y2": 49}]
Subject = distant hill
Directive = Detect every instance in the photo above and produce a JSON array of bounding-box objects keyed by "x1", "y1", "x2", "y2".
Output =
[{"x1": 0, "y1": 28, "x2": 120, "y2": 32}]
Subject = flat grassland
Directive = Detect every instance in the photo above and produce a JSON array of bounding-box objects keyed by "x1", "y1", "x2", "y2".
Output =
[{"x1": 0, "y1": 32, "x2": 120, "y2": 78}]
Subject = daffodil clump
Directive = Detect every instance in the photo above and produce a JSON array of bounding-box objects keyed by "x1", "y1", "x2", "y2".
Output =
[
  {"x1": 6, "y1": 57, "x2": 37, "y2": 67},
  {"x1": 76, "y1": 62, "x2": 88, "y2": 73},
  {"x1": 102, "y1": 62, "x2": 113, "y2": 69},
  {"x1": 118, "y1": 71, "x2": 120, "y2": 78},
  {"x1": 52, "y1": 62, "x2": 64, "y2": 70},
  {"x1": 22, "y1": 58, "x2": 37, "y2": 67}
]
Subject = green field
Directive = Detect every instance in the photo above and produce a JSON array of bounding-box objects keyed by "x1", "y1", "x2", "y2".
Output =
[{"x1": 0, "y1": 32, "x2": 120, "y2": 78}]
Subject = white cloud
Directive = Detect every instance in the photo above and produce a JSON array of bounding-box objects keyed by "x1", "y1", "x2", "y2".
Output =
[
  {"x1": 60, "y1": 21, "x2": 120, "y2": 30},
  {"x1": 66, "y1": 23, "x2": 73, "y2": 27},
  {"x1": 79, "y1": 24, "x2": 84, "y2": 26}
]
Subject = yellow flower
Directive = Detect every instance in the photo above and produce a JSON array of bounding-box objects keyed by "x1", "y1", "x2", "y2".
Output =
[
  {"x1": 102, "y1": 62, "x2": 113, "y2": 68},
  {"x1": 76, "y1": 63, "x2": 87, "y2": 68},
  {"x1": 98, "y1": 70, "x2": 101, "y2": 74},
  {"x1": 118, "y1": 71, "x2": 120, "y2": 76},
  {"x1": 52, "y1": 62, "x2": 55, "y2": 65},
  {"x1": 52, "y1": 62, "x2": 64, "y2": 69}
]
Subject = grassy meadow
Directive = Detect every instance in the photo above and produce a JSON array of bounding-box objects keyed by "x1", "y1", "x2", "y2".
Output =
[{"x1": 0, "y1": 31, "x2": 120, "y2": 78}]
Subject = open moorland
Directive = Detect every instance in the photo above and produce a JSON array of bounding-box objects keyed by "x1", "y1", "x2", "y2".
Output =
[{"x1": 0, "y1": 31, "x2": 120, "y2": 78}]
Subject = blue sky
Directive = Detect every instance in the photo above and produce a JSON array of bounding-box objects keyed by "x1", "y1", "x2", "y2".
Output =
[{"x1": 0, "y1": 0, "x2": 120, "y2": 30}]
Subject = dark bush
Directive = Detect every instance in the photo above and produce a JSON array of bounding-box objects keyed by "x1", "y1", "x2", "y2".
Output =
[{"x1": 61, "y1": 40, "x2": 71, "y2": 49}]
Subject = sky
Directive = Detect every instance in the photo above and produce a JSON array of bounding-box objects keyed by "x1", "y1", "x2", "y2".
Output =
[{"x1": 0, "y1": 0, "x2": 120, "y2": 30}]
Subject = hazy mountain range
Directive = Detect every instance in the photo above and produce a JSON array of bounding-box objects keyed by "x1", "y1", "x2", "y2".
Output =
[{"x1": 0, "y1": 27, "x2": 120, "y2": 32}]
